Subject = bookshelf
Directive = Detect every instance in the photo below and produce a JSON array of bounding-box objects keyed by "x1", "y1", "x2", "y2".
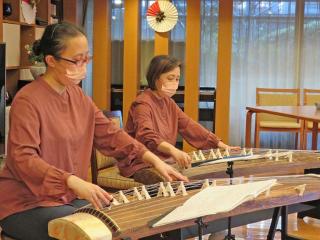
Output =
[{"x1": 0, "y1": 0, "x2": 63, "y2": 99}]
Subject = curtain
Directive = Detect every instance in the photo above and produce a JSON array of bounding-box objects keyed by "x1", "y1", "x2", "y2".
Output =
[
  {"x1": 200, "y1": 0, "x2": 219, "y2": 89},
  {"x1": 229, "y1": 0, "x2": 298, "y2": 148},
  {"x1": 300, "y1": 1, "x2": 320, "y2": 148},
  {"x1": 301, "y1": 1, "x2": 320, "y2": 88},
  {"x1": 111, "y1": 0, "x2": 124, "y2": 85},
  {"x1": 199, "y1": 0, "x2": 219, "y2": 131}
]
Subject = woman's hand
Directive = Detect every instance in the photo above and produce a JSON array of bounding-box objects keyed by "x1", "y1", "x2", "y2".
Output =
[
  {"x1": 153, "y1": 159, "x2": 189, "y2": 182},
  {"x1": 67, "y1": 175, "x2": 113, "y2": 209},
  {"x1": 170, "y1": 148, "x2": 192, "y2": 169},
  {"x1": 142, "y1": 151, "x2": 189, "y2": 182},
  {"x1": 217, "y1": 141, "x2": 241, "y2": 151},
  {"x1": 157, "y1": 141, "x2": 191, "y2": 168}
]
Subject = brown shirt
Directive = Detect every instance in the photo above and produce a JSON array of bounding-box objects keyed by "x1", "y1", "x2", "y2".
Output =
[
  {"x1": 123, "y1": 89, "x2": 220, "y2": 174},
  {"x1": 0, "y1": 78, "x2": 146, "y2": 220}
]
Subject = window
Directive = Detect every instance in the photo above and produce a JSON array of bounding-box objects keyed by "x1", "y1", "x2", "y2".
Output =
[
  {"x1": 229, "y1": 0, "x2": 320, "y2": 148},
  {"x1": 200, "y1": 0, "x2": 219, "y2": 88},
  {"x1": 111, "y1": 0, "x2": 124, "y2": 85},
  {"x1": 301, "y1": 1, "x2": 320, "y2": 88}
]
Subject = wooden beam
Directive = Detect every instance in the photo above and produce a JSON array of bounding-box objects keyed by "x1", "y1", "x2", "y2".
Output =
[
  {"x1": 154, "y1": 32, "x2": 169, "y2": 55},
  {"x1": 215, "y1": 0, "x2": 233, "y2": 144},
  {"x1": 183, "y1": 0, "x2": 201, "y2": 152},
  {"x1": 92, "y1": 0, "x2": 111, "y2": 109},
  {"x1": 123, "y1": 0, "x2": 140, "y2": 123}
]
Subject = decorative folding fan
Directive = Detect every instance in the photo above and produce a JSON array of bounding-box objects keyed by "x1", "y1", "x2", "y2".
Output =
[{"x1": 146, "y1": 0, "x2": 178, "y2": 33}]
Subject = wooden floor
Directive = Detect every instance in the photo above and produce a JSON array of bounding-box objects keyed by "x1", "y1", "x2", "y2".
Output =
[{"x1": 188, "y1": 214, "x2": 320, "y2": 240}]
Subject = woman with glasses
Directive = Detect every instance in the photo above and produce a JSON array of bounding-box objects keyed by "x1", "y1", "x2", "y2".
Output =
[
  {"x1": 0, "y1": 23, "x2": 187, "y2": 240},
  {"x1": 124, "y1": 55, "x2": 240, "y2": 184}
]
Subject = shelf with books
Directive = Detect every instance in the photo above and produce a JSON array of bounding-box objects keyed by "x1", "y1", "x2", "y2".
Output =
[{"x1": 1, "y1": 0, "x2": 53, "y2": 98}]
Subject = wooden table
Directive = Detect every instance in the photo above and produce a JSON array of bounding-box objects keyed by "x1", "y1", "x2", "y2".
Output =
[{"x1": 245, "y1": 106, "x2": 320, "y2": 150}]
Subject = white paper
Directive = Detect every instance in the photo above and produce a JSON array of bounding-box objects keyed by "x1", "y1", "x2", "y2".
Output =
[{"x1": 152, "y1": 179, "x2": 277, "y2": 227}]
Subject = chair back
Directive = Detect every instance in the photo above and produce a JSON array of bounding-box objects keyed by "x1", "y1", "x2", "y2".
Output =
[
  {"x1": 303, "y1": 89, "x2": 320, "y2": 106},
  {"x1": 256, "y1": 88, "x2": 300, "y2": 122},
  {"x1": 91, "y1": 110, "x2": 123, "y2": 184}
]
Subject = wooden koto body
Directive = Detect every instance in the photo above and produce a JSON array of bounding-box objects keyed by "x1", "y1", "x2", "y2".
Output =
[
  {"x1": 49, "y1": 175, "x2": 320, "y2": 240},
  {"x1": 182, "y1": 148, "x2": 320, "y2": 180}
]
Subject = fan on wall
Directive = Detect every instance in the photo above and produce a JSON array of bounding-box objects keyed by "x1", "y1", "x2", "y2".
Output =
[{"x1": 146, "y1": 0, "x2": 178, "y2": 33}]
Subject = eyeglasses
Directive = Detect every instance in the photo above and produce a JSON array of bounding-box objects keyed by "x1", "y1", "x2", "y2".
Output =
[{"x1": 55, "y1": 55, "x2": 93, "y2": 67}]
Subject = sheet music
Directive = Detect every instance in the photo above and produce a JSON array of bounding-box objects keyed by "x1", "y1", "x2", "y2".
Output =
[{"x1": 152, "y1": 179, "x2": 277, "y2": 227}]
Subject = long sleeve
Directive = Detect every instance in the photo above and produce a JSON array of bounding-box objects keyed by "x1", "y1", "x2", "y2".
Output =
[
  {"x1": 177, "y1": 106, "x2": 221, "y2": 149},
  {"x1": 6, "y1": 97, "x2": 71, "y2": 199},
  {"x1": 0, "y1": 79, "x2": 118, "y2": 220},
  {"x1": 93, "y1": 105, "x2": 147, "y2": 166},
  {"x1": 126, "y1": 103, "x2": 164, "y2": 152}
]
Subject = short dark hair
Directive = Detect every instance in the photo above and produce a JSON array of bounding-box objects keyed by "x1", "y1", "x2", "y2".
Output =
[
  {"x1": 32, "y1": 22, "x2": 86, "y2": 64},
  {"x1": 146, "y1": 55, "x2": 182, "y2": 90}
]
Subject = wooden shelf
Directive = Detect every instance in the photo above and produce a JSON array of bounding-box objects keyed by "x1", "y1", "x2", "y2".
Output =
[
  {"x1": 1, "y1": 0, "x2": 54, "y2": 98},
  {"x1": 6, "y1": 65, "x2": 32, "y2": 70},
  {"x1": 6, "y1": 66, "x2": 20, "y2": 70},
  {"x1": 3, "y1": 19, "x2": 37, "y2": 27},
  {"x1": 3, "y1": 19, "x2": 47, "y2": 29},
  {"x1": 3, "y1": 19, "x2": 21, "y2": 25}
]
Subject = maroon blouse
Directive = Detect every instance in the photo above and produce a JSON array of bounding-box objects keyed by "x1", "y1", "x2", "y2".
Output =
[
  {"x1": 122, "y1": 89, "x2": 220, "y2": 174},
  {"x1": 0, "y1": 77, "x2": 146, "y2": 220}
]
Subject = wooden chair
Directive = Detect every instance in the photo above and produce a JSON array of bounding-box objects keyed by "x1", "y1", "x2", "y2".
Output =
[
  {"x1": 90, "y1": 110, "x2": 141, "y2": 192},
  {"x1": 301, "y1": 89, "x2": 320, "y2": 149},
  {"x1": 255, "y1": 88, "x2": 302, "y2": 148}
]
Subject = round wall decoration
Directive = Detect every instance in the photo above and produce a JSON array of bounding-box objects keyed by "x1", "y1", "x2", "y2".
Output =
[{"x1": 146, "y1": 0, "x2": 178, "y2": 33}]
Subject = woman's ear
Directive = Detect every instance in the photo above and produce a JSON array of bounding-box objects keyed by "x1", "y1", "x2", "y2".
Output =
[
  {"x1": 155, "y1": 79, "x2": 162, "y2": 90},
  {"x1": 45, "y1": 55, "x2": 56, "y2": 68}
]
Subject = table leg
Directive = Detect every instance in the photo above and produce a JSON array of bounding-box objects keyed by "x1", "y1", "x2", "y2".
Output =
[
  {"x1": 281, "y1": 206, "x2": 288, "y2": 240},
  {"x1": 312, "y1": 122, "x2": 319, "y2": 150},
  {"x1": 245, "y1": 110, "x2": 254, "y2": 148},
  {"x1": 267, "y1": 207, "x2": 281, "y2": 240},
  {"x1": 299, "y1": 120, "x2": 306, "y2": 150}
]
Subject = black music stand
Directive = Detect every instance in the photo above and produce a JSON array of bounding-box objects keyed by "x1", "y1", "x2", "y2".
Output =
[{"x1": 224, "y1": 161, "x2": 236, "y2": 240}]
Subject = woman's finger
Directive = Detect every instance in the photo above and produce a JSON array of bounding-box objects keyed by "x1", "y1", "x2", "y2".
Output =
[
  {"x1": 169, "y1": 168, "x2": 189, "y2": 182},
  {"x1": 183, "y1": 158, "x2": 189, "y2": 168},
  {"x1": 102, "y1": 191, "x2": 113, "y2": 202},
  {"x1": 92, "y1": 192, "x2": 103, "y2": 209},
  {"x1": 162, "y1": 171, "x2": 173, "y2": 182},
  {"x1": 89, "y1": 195, "x2": 99, "y2": 210},
  {"x1": 186, "y1": 155, "x2": 192, "y2": 164},
  {"x1": 177, "y1": 159, "x2": 184, "y2": 169},
  {"x1": 96, "y1": 189, "x2": 111, "y2": 207},
  {"x1": 184, "y1": 155, "x2": 191, "y2": 167}
]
